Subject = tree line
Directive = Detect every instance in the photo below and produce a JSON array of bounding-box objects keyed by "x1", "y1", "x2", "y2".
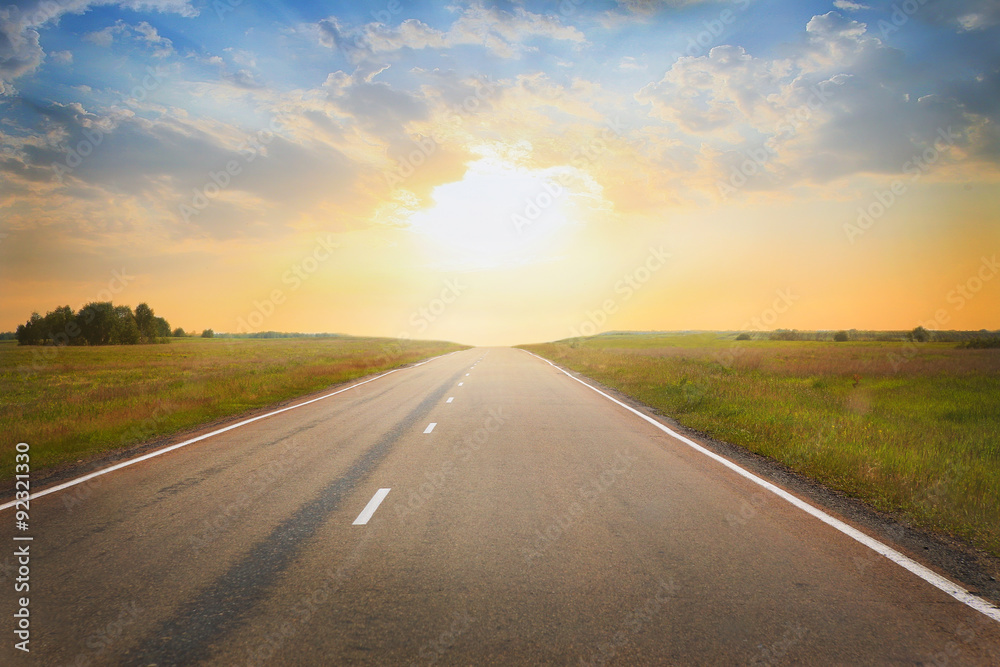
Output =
[{"x1": 15, "y1": 302, "x2": 173, "y2": 346}]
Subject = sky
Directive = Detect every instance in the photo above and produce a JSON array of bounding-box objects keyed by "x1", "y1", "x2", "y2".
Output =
[{"x1": 1, "y1": 0, "x2": 998, "y2": 346}]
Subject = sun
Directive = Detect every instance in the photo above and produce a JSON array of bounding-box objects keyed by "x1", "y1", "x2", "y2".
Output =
[{"x1": 402, "y1": 153, "x2": 590, "y2": 270}]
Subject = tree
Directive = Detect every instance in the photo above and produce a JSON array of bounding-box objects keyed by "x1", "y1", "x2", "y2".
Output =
[
  {"x1": 42, "y1": 306, "x2": 75, "y2": 345},
  {"x1": 834, "y1": 331, "x2": 849, "y2": 342},
  {"x1": 15, "y1": 312, "x2": 44, "y2": 345},
  {"x1": 910, "y1": 326, "x2": 931, "y2": 343},
  {"x1": 201, "y1": 328, "x2": 215, "y2": 338},
  {"x1": 172, "y1": 327, "x2": 187, "y2": 337},
  {"x1": 111, "y1": 305, "x2": 140, "y2": 344},
  {"x1": 154, "y1": 317, "x2": 171, "y2": 339},
  {"x1": 77, "y1": 302, "x2": 116, "y2": 345},
  {"x1": 134, "y1": 303, "x2": 157, "y2": 343}
]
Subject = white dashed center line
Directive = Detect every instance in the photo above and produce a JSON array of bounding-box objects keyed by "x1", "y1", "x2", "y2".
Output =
[
  {"x1": 458, "y1": 382, "x2": 464, "y2": 386},
  {"x1": 424, "y1": 422, "x2": 437, "y2": 433},
  {"x1": 353, "y1": 488, "x2": 391, "y2": 525},
  {"x1": 447, "y1": 397, "x2": 454, "y2": 403}
]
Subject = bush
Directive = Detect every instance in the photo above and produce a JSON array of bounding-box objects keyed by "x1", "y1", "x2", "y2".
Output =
[
  {"x1": 960, "y1": 337, "x2": 1000, "y2": 349},
  {"x1": 736, "y1": 333, "x2": 751, "y2": 341},
  {"x1": 834, "y1": 331, "x2": 849, "y2": 342},
  {"x1": 909, "y1": 326, "x2": 931, "y2": 343},
  {"x1": 201, "y1": 328, "x2": 215, "y2": 338},
  {"x1": 172, "y1": 327, "x2": 186, "y2": 337}
]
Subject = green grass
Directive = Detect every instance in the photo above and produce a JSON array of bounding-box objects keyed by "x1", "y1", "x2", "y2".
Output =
[
  {"x1": 521, "y1": 334, "x2": 1000, "y2": 556},
  {"x1": 1, "y1": 336, "x2": 466, "y2": 478}
]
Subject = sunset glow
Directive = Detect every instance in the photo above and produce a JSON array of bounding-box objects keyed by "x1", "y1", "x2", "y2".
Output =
[{"x1": 2, "y1": 1, "x2": 998, "y2": 345}]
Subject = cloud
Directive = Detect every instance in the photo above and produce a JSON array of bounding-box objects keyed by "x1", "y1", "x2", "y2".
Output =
[
  {"x1": 1, "y1": 0, "x2": 194, "y2": 95},
  {"x1": 86, "y1": 20, "x2": 173, "y2": 57},
  {"x1": 636, "y1": 11, "x2": 993, "y2": 193},
  {"x1": 832, "y1": 1, "x2": 869, "y2": 11},
  {"x1": 84, "y1": 23, "x2": 127, "y2": 47},
  {"x1": 317, "y1": 4, "x2": 585, "y2": 62},
  {"x1": 618, "y1": 56, "x2": 643, "y2": 70},
  {"x1": 50, "y1": 50, "x2": 73, "y2": 64},
  {"x1": 615, "y1": 0, "x2": 720, "y2": 15},
  {"x1": 919, "y1": 0, "x2": 1000, "y2": 32},
  {"x1": 0, "y1": 6, "x2": 44, "y2": 95},
  {"x1": 0, "y1": 97, "x2": 361, "y2": 240}
]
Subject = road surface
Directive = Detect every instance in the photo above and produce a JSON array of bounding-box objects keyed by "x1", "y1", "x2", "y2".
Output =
[{"x1": 3, "y1": 347, "x2": 1000, "y2": 665}]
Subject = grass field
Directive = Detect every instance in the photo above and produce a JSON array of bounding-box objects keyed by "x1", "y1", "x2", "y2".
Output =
[
  {"x1": 1, "y1": 336, "x2": 465, "y2": 479},
  {"x1": 521, "y1": 334, "x2": 1000, "y2": 556}
]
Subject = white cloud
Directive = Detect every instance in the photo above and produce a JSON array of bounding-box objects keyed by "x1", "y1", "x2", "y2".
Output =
[
  {"x1": 636, "y1": 11, "x2": 991, "y2": 190},
  {"x1": 134, "y1": 21, "x2": 174, "y2": 58},
  {"x1": 317, "y1": 4, "x2": 585, "y2": 62},
  {"x1": 615, "y1": 0, "x2": 719, "y2": 15},
  {"x1": 1, "y1": 0, "x2": 195, "y2": 94},
  {"x1": 86, "y1": 21, "x2": 173, "y2": 57},
  {"x1": 619, "y1": 56, "x2": 643, "y2": 71},
  {"x1": 84, "y1": 23, "x2": 126, "y2": 47},
  {"x1": 50, "y1": 50, "x2": 73, "y2": 65},
  {"x1": 832, "y1": 1, "x2": 869, "y2": 11}
]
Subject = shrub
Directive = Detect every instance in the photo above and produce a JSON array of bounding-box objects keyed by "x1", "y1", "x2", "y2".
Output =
[
  {"x1": 201, "y1": 328, "x2": 215, "y2": 338},
  {"x1": 834, "y1": 331, "x2": 849, "y2": 342},
  {"x1": 961, "y1": 337, "x2": 1000, "y2": 349},
  {"x1": 736, "y1": 333, "x2": 751, "y2": 341}
]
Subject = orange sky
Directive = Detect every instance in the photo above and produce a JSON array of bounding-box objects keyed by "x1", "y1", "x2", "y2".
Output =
[{"x1": 2, "y1": 2, "x2": 999, "y2": 346}]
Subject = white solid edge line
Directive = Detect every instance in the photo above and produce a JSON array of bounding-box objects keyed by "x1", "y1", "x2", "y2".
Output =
[
  {"x1": 0, "y1": 351, "x2": 461, "y2": 513},
  {"x1": 352, "y1": 488, "x2": 391, "y2": 525},
  {"x1": 522, "y1": 350, "x2": 1000, "y2": 624},
  {"x1": 424, "y1": 422, "x2": 437, "y2": 434}
]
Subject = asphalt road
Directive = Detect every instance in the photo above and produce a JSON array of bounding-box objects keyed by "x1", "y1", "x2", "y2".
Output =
[{"x1": 3, "y1": 347, "x2": 1000, "y2": 665}]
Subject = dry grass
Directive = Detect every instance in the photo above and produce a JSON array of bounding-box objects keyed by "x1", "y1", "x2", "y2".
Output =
[
  {"x1": 1, "y1": 336, "x2": 466, "y2": 477},
  {"x1": 522, "y1": 334, "x2": 1000, "y2": 556}
]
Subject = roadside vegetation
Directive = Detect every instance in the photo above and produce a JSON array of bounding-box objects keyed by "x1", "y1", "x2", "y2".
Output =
[
  {"x1": 2, "y1": 336, "x2": 465, "y2": 478},
  {"x1": 522, "y1": 333, "x2": 1000, "y2": 556},
  {"x1": 14, "y1": 302, "x2": 172, "y2": 346}
]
